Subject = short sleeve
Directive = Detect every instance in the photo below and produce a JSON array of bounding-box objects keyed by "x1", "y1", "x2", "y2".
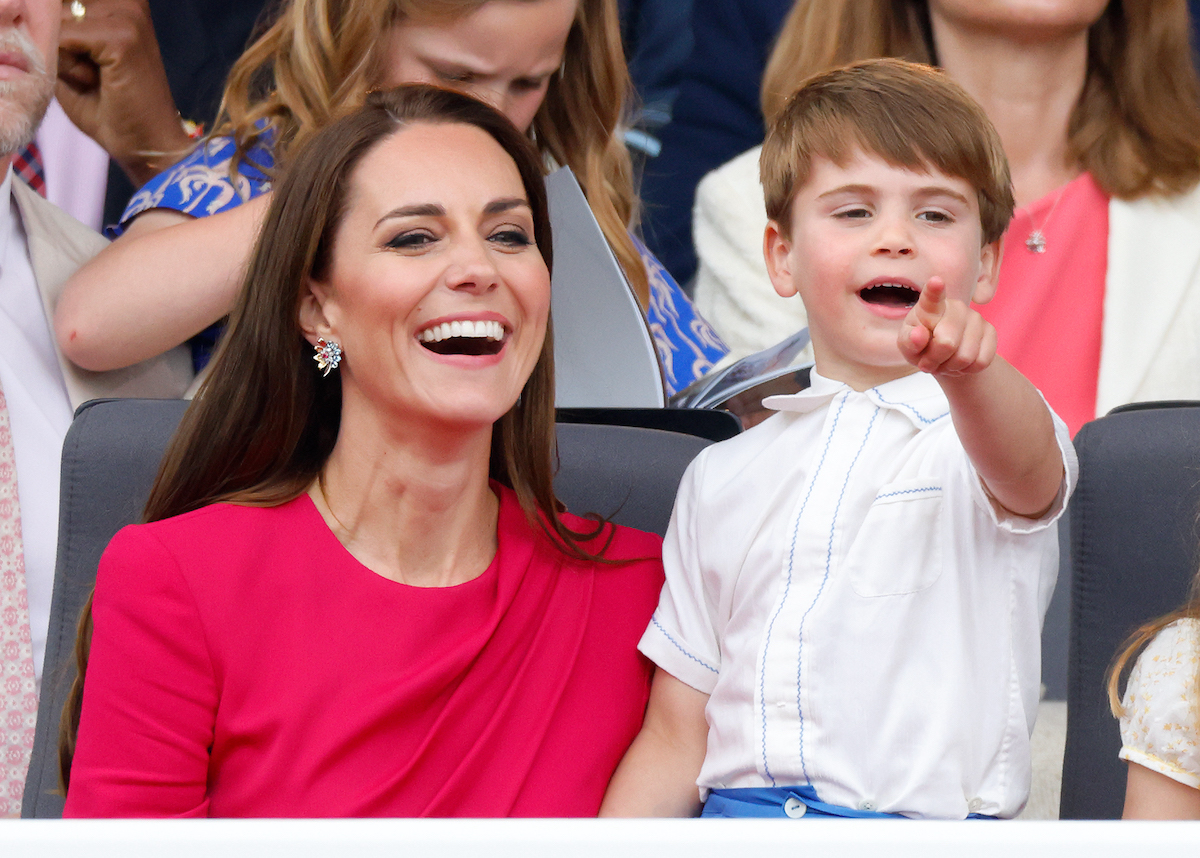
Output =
[
  {"x1": 962, "y1": 397, "x2": 1078, "y2": 535},
  {"x1": 1119, "y1": 619, "x2": 1200, "y2": 789},
  {"x1": 638, "y1": 452, "x2": 722, "y2": 694},
  {"x1": 111, "y1": 135, "x2": 274, "y2": 237},
  {"x1": 63, "y1": 526, "x2": 217, "y2": 817}
]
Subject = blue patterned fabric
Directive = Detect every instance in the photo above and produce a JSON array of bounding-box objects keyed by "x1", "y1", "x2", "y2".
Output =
[
  {"x1": 118, "y1": 135, "x2": 727, "y2": 391},
  {"x1": 639, "y1": 234, "x2": 727, "y2": 394}
]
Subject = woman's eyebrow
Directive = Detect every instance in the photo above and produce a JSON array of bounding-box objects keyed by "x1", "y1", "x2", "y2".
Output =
[
  {"x1": 374, "y1": 199, "x2": 530, "y2": 229},
  {"x1": 375, "y1": 203, "x2": 444, "y2": 228},
  {"x1": 484, "y1": 198, "x2": 531, "y2": 215}
]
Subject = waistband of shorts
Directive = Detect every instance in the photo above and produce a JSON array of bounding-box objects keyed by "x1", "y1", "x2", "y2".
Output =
[{"x1": 701, "y1": 786, "x2": 998, "y2": 819}]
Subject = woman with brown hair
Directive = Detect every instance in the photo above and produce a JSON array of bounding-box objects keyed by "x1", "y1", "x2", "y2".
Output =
[
  {"x1": 54, "y1": 0, "x2": 727, "y2": 396},
  {"x1": 59, "y1": 85, "x2": 664, "y2": 818},
  {"x1": 692, "y1": 0, "x2": 1200, "y2": 435},
  {"x1": 1108, "y1": 570, "x2": 1200, "y2": 818}
]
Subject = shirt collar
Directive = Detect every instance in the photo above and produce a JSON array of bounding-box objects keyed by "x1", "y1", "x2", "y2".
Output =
[{"x1": 764, "y1": 368, "x2": 951, "y2": 429}]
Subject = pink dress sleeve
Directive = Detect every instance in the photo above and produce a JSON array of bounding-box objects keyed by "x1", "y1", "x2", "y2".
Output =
[{"x1": 63, "y1": 526, "x2": 218, "y2": 817}]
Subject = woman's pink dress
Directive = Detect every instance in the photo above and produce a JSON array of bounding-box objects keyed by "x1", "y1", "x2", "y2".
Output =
[{"x1": 63, "y1": 485, "x2": 664, "y2": 817}]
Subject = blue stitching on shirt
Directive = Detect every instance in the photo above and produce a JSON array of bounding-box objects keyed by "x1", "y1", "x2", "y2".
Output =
[
  {"x1": 870, "y1": 388, "x2": 948, "y2": 424},
  {"x1": 875, "y1": 486, "x2": 941, "y2": 500},
  {"x1": 758, "y1": 392, "x2": 848, "y2": 787},
  {"x1": 796, "y1": 403, "x2": 881, "y2": 784},
  {"x1": 651, "y1": 616, "x2": 719, "y2": 673}
]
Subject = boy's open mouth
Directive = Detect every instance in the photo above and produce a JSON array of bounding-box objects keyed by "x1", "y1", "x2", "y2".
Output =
[
  {"x1": 418, "y1": 320, "x2": 507, "y2": 356},
  {"x1": 859, "y1": 282, "x2": 920, "y2": 309}
]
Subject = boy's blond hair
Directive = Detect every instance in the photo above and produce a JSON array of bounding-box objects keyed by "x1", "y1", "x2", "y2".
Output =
[{"x1": 761, "y1": 58, "x2": 1015, "y2": 243}]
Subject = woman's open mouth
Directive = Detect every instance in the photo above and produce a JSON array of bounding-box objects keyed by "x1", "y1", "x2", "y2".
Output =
[{"x1": 418, "y1": 320, "x2": 507, "y2": 356}]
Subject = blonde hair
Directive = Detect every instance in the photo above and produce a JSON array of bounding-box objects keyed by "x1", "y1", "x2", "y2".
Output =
[
  {"x1": 216, "y1": 0, "x2": 649, "y2": 304},
  {"x1": 760, "y1": 0, "x2": 1200, "y2": 200},
  {"x1": 760, "y1": 59, "x2": 1014, "y2": 243}
]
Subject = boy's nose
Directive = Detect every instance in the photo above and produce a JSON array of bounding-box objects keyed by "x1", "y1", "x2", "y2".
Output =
[{"x1": 871, "y1": 216, "x2": 915, "y2": 256}]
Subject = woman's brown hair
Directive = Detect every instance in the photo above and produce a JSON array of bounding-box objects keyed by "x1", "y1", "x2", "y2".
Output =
[
  {"x1": 760, "y1": 0, "x2": 1200, "y2": 200},
  {"x1": 59, "y1": 84, "x2": 606, "y2": 789},
  {"x1": 216, "y1": 0, "x2": 649, "y2": 305}
]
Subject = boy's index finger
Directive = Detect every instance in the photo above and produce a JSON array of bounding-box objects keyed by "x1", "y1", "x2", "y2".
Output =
[{"x1": 912, "y1": 277, "x2": 947, "y2": 330}]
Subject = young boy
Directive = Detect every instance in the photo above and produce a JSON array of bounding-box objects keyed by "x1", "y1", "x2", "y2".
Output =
[{"x1": 601, "y1": 59, "x2": 1077, "y2": 820}]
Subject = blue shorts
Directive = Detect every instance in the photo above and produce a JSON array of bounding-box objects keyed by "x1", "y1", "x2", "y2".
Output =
[{"x1": 701, "y1": 786, "x2": 997, "y2": 819}]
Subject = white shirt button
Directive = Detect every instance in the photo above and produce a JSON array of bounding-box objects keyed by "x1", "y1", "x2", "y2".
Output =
[
  {"x1": 967, "y1": 797, "x2": 983, "y2": 813},
  {"x1": 783, "y1": 796, "x2": 807, "y2": 818},
  {"x1": 858, "y1": 800, "x2": 877, "y2": 812}
]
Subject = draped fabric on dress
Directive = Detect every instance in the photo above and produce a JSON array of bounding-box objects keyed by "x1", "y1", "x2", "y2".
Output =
[{"x1": 64, "y1": 485, "x2": 663, "y2": 817}]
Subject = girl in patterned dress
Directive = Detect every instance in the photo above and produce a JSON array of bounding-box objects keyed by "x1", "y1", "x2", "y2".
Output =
[{"x1": 1109, "y1": 568, "x2": 1200, "y2": 818}]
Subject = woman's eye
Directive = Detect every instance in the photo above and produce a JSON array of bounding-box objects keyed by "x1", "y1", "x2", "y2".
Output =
[
  {"x1": 490, "y1": 228, "x2": 533, "y2": 248},
  {"x1": 385, "y1": 231, "x2": 435, "y2": 250},
  {"x1": 437, "y1": 69, "x2": 475, "y2": 84},
  {"x1": 511, "y1": 77, "x2": 545, "y2": 94}
]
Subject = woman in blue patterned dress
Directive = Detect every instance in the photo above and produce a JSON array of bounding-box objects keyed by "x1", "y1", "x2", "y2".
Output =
[{"x1": 54, "y1": 0, "x2": 725, "y2": 396}]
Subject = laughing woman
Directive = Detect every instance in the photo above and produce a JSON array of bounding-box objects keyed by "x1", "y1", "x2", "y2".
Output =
[{"x1": 60, "y1": 86, "x2": 664, "y2": 818}]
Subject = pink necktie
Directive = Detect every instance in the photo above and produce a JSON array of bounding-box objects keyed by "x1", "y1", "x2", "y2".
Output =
[{"x1": 0, "y1": 385, "x2": 36, "y2": 817}]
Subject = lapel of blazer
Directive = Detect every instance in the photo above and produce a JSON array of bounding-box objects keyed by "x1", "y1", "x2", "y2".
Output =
[
  {"x1": 1097, "y1": 187, "x2": 1200, "y2": 415},
  {"x1": 12, "y1": 178, "x2": 193, "y2": 408}
]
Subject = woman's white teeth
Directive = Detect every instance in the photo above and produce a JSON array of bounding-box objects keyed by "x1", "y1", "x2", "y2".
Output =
[{"x1": 420, "y1": 320, "x2": 505, "y2": 343}]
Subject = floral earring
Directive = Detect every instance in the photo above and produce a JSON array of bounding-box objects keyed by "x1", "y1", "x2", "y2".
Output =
[{"x1": 313, "y1": 337, "x2": 343, "y2": 376}]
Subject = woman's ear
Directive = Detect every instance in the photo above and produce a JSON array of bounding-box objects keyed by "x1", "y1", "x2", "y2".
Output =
[
  {"x1": 299, "y1": 276, "x2": 335, "y2": 347},
  {"x1": 971, "y1": 239, "x2": 1002, "y2": 306},
  {"x1": 764, "y1": 220, "x2": 798, "y2": 299}
]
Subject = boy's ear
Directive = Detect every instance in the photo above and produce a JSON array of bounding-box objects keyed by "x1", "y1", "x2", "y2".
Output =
[
  {"x1": 299, "y1": 276, "x2": 337, "y2": 347},
  {"x1": 971, "y1": 238, "x2": 1003, "y2": 305},
  {"x1": 764, "y1": 220, "x2": 798, "y2": 299}
]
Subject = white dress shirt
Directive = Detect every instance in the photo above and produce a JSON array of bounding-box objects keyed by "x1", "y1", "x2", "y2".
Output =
[
  {"x1": 37, "y1": 99, "x2": 110, "y2": 233},
  {"x1": 640, "y1": 370, "x2": 1077, "y2": 819},
  {"x1": 0, "y1": 167, "x2": 75, "y2": 682}
]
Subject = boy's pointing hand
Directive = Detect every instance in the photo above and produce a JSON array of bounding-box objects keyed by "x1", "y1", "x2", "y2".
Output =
[{"x1": 899, "y1": 277, "x2": 997, "y2": 377}]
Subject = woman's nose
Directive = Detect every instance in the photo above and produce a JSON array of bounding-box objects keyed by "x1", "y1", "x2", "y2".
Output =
[{"x1": 445, "y1": 238, "x2": 501, "y2": 292}]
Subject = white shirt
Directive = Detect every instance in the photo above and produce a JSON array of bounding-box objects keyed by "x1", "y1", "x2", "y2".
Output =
[
  {"x1": 0, "y1": 167, "x2": 75, "y2": 682},
  {"x1": 640, "y1": 370, "x2": 1077, "y2": 819},
  {"x1": 37, "y1": 98, "x2": 110, "y2": 233}
]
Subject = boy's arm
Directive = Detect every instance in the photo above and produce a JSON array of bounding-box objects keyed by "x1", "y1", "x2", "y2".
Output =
[
  {"x1": 899, "y1": 278, "x2": 1064, "y2": 518},
  {"x1": 599, "y1": 668, "x2": 711, "y2": 817}
]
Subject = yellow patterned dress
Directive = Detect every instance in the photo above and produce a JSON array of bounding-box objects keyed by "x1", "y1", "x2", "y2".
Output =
[{"x1": 1119, "y1": 618, "x2": 1200, "y2": 788}]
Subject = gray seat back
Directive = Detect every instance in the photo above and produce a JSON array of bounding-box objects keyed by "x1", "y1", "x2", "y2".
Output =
[{"x1": 1061, "y1": 402, "x2": 1200, "y2": 819}]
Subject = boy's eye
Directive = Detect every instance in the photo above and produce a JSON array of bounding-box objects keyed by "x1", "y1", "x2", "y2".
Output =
[
  {"x1": 918, "y1": 210, "x2": 952, "y2": 223},
  {"x1": 835, "y1": 206, "x2": 871, "y2": 220}
]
